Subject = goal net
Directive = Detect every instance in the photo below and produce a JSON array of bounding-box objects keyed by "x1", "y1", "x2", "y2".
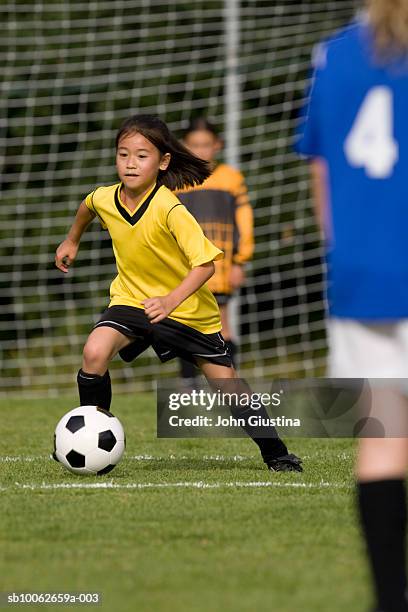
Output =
[{"x1": 1, "y1": 0, "x2": 357, "y2": 397}]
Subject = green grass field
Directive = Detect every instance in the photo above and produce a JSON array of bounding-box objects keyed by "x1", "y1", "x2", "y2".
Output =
[{"x1": 0, "y1": 395, "x2": 372, "y2": 612}]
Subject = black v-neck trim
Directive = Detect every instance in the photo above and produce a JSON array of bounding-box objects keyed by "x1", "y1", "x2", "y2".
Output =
[{"x1": 114, "y1": 183, "x2": 160, "y2": 226}]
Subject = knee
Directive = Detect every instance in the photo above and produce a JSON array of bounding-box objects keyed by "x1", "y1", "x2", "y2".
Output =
[{"x1": 82, "y1": 340, "x2": 110, "y2": 373}]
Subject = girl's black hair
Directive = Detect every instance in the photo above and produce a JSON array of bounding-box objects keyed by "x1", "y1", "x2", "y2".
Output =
[
  {"x1": 116, "y1": 114, "x2": 211, "y2": 190},
  {"x1": 184, "y1": 117, "x2": 220, "y2": 139}
]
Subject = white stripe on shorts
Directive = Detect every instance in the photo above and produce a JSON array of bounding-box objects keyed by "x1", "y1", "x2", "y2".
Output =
[
  {"x1": 94, "y1": 320, "x2": 133, "y2": 333},
  {"x1": 193, "y1": 351, "x2": 228, "y2": 358}
]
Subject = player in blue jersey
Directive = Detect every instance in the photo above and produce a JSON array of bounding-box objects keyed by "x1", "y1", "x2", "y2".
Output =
[{"x1": 296, "y1": 1, "x2": 408, "y2": 610}]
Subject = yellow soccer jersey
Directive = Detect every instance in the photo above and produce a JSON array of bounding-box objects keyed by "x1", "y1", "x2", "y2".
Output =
[
  {"x1": 84, "y1": 182, "x2": 223, "y2": 333},
  {"x1": 176, "y1": 163, "x2": 254, "y2": 295}
]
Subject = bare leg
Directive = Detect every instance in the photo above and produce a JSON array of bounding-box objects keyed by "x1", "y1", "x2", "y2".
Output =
[
  {"x1": 357, "y1": 389, "x2": 408, "y2": 612},
  {"x1": 357, "y1": 438, "x2": 408, "y2": 481},
  {"x1": 196, "y1": 359, "x2": 237, "y2": 381},
  {"x1": 196, "y1": 359, "x2": 301, "y2": 471},
  {"x1": 357, "y1": 388, "x2": 408, "y2": 480},
  {"x1": 82, "y1": 326, "x2": 133, "y2": 375},
  {"x1": 77, "y1": 327, "x2": 134, "y2": 411}
]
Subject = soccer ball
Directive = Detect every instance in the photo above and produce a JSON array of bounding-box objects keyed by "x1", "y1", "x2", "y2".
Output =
[{"x1": 53, "y1": 405, "x2": 125, "y2": 475}]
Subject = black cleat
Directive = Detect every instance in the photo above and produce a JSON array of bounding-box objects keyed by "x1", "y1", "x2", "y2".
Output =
[{"x1": 264, "y1": 453, "x2": 303, "y2": 473}]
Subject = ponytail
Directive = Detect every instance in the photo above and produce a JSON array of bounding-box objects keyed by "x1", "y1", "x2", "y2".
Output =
[
  {"x1": 366, "y1": 0, "x2": 408, "y2": 60},
  {"x1": 116, "y1": 115, "x2": 211, "y2": 190}
]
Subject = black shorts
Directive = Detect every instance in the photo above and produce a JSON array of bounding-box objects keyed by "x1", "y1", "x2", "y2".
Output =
[{"x1": 93, "y1": 305, "x2": 232, "y2": 367}]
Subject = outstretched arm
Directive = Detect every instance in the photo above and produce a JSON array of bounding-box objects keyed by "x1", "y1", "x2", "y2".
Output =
[
  {"x1": 55, "y1": 201, "x2": 96, "y2": 273},
  {"x1": 143, "y1": 262, "x2": 215, "y2": 324}
]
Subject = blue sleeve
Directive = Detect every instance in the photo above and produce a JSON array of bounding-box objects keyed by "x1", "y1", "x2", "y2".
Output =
[{"x1": 294, "y1": 43, "x2": 327, "y2": 158}]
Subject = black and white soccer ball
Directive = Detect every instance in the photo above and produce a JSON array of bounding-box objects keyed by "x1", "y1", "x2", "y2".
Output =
[{"x1": 53, "y1": 406, "x2": 125, "y2": 475}]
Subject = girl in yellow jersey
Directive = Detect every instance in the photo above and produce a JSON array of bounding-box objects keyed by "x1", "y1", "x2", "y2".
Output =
[{"x1": 55, "y1": 115, "x2": 301, "y2": 472}]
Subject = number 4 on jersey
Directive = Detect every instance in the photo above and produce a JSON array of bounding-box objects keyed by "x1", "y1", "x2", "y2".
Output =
[{"x1": 344, "y1": 86, "x2": 399, "y2": 178}]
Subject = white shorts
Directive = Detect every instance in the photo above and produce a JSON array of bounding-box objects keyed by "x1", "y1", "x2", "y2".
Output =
[{"x1": 328, "y1": 318, "x2": 408, "y2": 379}]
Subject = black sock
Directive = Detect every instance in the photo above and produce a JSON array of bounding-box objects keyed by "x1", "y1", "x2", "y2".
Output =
[
  {"x1": 358, "y1": 479, "x2": 408, "y2": 612},
  {"x1": 225, "y1": 339, "x2": 238, "y2": 367},
  {"x1": 253, "y1": 434, "x2": 288, "y2": 459},
  {"x1": 77, "y1": 369, "x2": 112, "y2": 411},
  {"x1": 226, "y1": 380, "x2": 288, "y2": 459},
  {"x1": 180, "y1": 358, "x2": 197, "y2": 381}
]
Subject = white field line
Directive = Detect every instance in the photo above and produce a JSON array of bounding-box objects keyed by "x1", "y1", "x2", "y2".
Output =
[
  {"x1": 5, "y1": 480, "x2": 352, "y2": 492},
  {"x1": 0, "y1": 456, "x2": 47, "y2": 462},
  {"x1": 0, "y1": 452, "x2": 353, "y2": 463},
  {"x1": 0, "y1": 454, "x2": 255, "y2": 462}
]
